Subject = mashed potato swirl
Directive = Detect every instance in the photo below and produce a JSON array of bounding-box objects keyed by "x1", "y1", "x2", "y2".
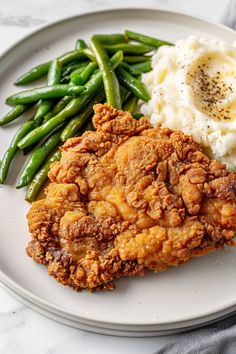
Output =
[{"x1": 140, "y1": 36, "x2": 236, "y2": 169}]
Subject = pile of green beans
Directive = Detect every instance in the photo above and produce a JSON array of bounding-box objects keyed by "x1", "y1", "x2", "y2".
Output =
[{"x1": 0, "y1": 30, "x2": 171, "y2": 201}]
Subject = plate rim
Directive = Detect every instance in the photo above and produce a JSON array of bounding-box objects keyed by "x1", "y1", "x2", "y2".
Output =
[
  {"x1": 1, "y1": 7, "x2": 236, "y2": 331},
  {"x1": 1, "y1": 6, "x2": 236, "y2": 64},
  {"x1": 2, "y1": 277, "x2": 236, "y2": 337}
]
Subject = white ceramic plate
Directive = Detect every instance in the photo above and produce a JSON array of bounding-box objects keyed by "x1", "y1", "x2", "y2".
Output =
[{"x1": 1, "y1": 8, "x2": 236, "y2": 337}]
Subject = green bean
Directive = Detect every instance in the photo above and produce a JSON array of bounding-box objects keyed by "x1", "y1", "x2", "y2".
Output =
[
  {"x1": 25, "y1": 110, "x2": 96, "y2": 202},
  {"x1": 50, "y1": 62, "x2": 89, "y2": 84},
  {"x1": 120, "y1": 86, "x2": 130, "y2": 105},
  {"x1": 116, "y1": 65, "x2": 150, "y2": 102},
  {"x1": 83, "y1": 121, "x2": 94, "y2": 132},
  {"x1": 25, "y1": 114, "x2": 95, "y2": 202},
  {"x1": 60, "y1": 76, "x2": 70, "y2": 84},
  {"x1": 0, "y1": 120, "x2": 34, "y2": 183},
  {"x1": 14, "y1": 63, "x2": 50, "y2": 86},
  {"x1": 83, "y1": 50, "x2": 123, "y2": 96},
  {"x1": 132, "y1": 113, "x2": 143, "y2": 120},
  {"x1": 62, "y1": 61, "x2": 88, "y2": 78},
  {"x1": 16, "y1": 128, "x2": 63, "y2": 188},
  {"x1": 81, "y1": 69, "x2": 101, "y2": 96},
  {"x1": 61, "y1": 90, "x2": 105, "y2": 141},
  {"x1": 92, "y1": 34, "x2": 127, "y2": 44},
  {"x1": 68, "y1": 65, "x2": 90, "y2": 79},
  {"x1": 32, "y1": 102, "x2": 54, "y2": 127},
  {"x1": 33, "y1": 59, "x2": 62, "y2": 127},
  {"x1": 18, "y1": 96, "x2": 90, "y2": 149},
  {"x1": 82, "y1": 48, "x2": 96, "y2": 62},
  {"x1": 120, "y1": 61, "x2": 152, "y2": 76},
  {"x1": 120, "y1": 62, "x2": 141, "y2": 76},
  {"x1": 43, "y1": 96, "x2": 72, "y2": 122},
  {"x1": 7, "y1": 84, "x2": 84, "y2": 106},
  {"x1": 104, "y1": 43, "x2": 154, "y2": 55},
  {"x1": 123, "y1": 94, "x2": 138, "y2": 113},
  {"x1": 70, "y1": 62, "x2": 97, "y2": 86},
  {"x1": 120, "y1": 86, "x2": 128, "y2": 104},
  {"x1": 25, "y1": 149, "x2": 61, "y2": 202},
  {"x1": 90, "y1": 36, "x2": 121, "y2": 108},
  {"x1": 60, "y1": 111, "x2": 90, "y2": 141},
  {"x1": 125, "y1": 30, "x2": 173, "y2": 47},
  {"x1": 0, "y1": 104, "x2": 31, "y2": 126},
  {"x1": 131, "y1": 61, "x2": 152, "y2": 73},
  {"x1": 74, "y1": 120, "x2": 94, "y2": 137},
  {"x1": 14, "y1": 49, "x2": 86, "y2": 85},
  {"x1": 47, "y1": 59, "x2": 62, "y2": 84},
  {"x1": 51, "y1": 96, "x2": 73, "y2": 114},
  {"x1": 17, "y1": 51, "x2": 123, "y2": 150},
  {"x1": 75, "y1": 39, "x2": 87, "y2": 50},
  {"x1": 22, "y1": 142, "x2": 38, "y2": 156},
  {"x1": 61, "y1": 75, "x2": 71, "y2": 85},
  {"x1": 62, "y1": 60, "x2": 78, "y2": 71},
  {"x1": 123, "y1": 55, "x2": 151, "y2": 63}
]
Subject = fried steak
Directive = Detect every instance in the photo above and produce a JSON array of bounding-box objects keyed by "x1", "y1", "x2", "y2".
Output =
[{"x1": 26, "y1": 104, "x2": 236, "y2": 291}]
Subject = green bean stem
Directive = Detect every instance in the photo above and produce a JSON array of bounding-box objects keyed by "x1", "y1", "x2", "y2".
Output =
[
  {"x1": 0, "y1": 104, "x2": 31, "y2": 126},
  {"x1": 125, "y1": 30, "x2": 173, "y2": 47},
  {"x1": 17, "y1": 51, "x2": 123, "y2": 150},
  {"x1": 14, "y1": 49, "x2": 86, "y2": 85},
  {"x1": 16, "y1": 128, "x2": 63, "y2": 188},
  {"x1": 25, "y1": 149, "x2": 61, "y2": 202},
  {"x1": 7, "y1": 84, "x2": 84, "y2": 106},
  {"x1": 0, "y1": 120, "x2": 34, "y2": 183},
  {"x1": 90, "y1": 35, "x2": 121, "y2": 108},
  {"x1": 116, "y1": 65, "x2": 150, "y2": 102},
  {"x1": 75, "y1": 39, "x2": 87, "y2": 50}
]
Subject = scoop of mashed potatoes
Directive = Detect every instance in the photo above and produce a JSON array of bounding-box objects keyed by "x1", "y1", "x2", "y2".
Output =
[{"x1": 140, "y1": 36, "x2": 236, "y2": 169}]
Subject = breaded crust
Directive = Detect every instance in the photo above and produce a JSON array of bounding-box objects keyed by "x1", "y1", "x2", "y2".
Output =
[{"x1": 26, "y1": 104, "x2": 236, "y2": 291}]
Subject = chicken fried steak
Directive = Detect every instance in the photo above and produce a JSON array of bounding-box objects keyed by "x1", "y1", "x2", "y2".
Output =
[{"x1": 26, "y1": 104, "x2": 236, "y2": 291}]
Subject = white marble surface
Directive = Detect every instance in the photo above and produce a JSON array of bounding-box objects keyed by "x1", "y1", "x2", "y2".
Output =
[{"x1": 0, "y1": 1, "x2": 232, "y2": 353}]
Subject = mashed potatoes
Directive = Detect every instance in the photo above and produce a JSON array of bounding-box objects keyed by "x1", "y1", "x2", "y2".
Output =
[{"x1": 140, "y1": 36, "x2": 236, "y2": 169}]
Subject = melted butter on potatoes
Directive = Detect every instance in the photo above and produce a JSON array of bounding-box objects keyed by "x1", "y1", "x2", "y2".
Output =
[{"x1": 186, "y1": 53, "x2": 236, "y2": 121}]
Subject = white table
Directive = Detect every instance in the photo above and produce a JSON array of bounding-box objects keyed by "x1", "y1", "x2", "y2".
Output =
[{"x1": 0, "y1": 1, "x2": 230, "y2": 353}]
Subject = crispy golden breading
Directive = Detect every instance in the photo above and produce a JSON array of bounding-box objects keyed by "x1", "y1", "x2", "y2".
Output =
[{"x1": 26, "y1": 104, "x2": 236, "y2": 291}]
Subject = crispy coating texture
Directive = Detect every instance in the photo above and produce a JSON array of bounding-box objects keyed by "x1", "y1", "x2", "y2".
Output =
[{"x1": 26, "y1": 104, "x2": 236, "y2": 291}]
